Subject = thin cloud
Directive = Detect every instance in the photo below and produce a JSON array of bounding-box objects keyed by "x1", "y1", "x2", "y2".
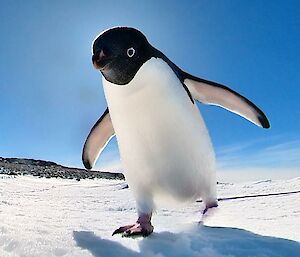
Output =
[
  {"x1": 98, "y1": 160, "x2": 123, "y2": 173},
  {"x1": 216, "y1": 135, "x2": 300, "y2": 182},
  {"x1": 217, "y1": 136, "x2": 300, "y2": 169}
]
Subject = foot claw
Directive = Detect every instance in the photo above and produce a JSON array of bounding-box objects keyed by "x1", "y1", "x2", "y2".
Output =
[
  {"x1": 122, "y1": 223, "x2": 153, "y2": 237},
  {"x1": 112, "y1": 218, "x2": 154, "y2": 237},
  {"x1": 112, "y1": 224, "x2": 135, "y2": 236}
]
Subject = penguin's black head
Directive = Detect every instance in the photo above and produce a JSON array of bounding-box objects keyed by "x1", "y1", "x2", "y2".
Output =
[{"x1": 92, "y1": 27, "x2": 152, "y2": 85}]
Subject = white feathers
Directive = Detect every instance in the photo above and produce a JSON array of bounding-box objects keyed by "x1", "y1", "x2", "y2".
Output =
[{"x1": 102, "y1": 58, "x2": 217, "y2": 213}]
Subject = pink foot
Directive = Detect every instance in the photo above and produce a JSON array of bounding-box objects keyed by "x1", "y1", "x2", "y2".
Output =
[{"x1": 112, "y1": 214, "x2": 154, "y2": 237}]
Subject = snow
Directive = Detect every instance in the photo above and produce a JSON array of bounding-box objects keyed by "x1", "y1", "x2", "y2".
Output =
[{"x1": 0, "y1": 175, "x2": 299, "y2": 257}]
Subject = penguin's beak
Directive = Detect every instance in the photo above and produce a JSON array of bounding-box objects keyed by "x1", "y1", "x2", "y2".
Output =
[{"x1": 92, "y1": 49, "x2": 112, "y2": 70}]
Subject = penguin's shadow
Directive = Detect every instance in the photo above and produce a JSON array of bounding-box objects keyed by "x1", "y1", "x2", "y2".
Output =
[{"x1": 73, "y1": 225, "x2": 300, "y2": 257}]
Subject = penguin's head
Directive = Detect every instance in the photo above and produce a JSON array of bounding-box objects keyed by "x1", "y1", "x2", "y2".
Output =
[{"x1": 92, "y1": 27, "x2": 152, "y2": 85}]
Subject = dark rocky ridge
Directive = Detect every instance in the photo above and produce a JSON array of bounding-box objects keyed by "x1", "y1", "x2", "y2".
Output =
[{"x1": 0, "y1": 157, "x2": 124, "y2": 181}]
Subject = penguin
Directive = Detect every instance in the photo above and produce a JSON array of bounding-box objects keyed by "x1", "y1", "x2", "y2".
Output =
[{"x1": 82, "y1": 27, "x2": 270, "y2": 237}]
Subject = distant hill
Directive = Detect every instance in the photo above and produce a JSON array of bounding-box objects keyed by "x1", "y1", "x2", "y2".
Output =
[{"x1": 0, "y1": 157, "x2": 124, "y2": 181}]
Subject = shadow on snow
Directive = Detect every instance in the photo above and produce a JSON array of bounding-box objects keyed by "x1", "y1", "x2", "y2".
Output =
[{"x1": 73, "y1": 225, "x2": 300, "y2": 257}]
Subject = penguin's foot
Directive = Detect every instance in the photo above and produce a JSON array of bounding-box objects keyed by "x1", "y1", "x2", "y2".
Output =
[
  {"x1": 201, "y1": 200, "x2": 219, "y2": 221},
  {"x1": 202, "y1": 201, "x2": 218, "y2": 215},
  {"x1": 200, "y1": 201, "x2": 218, "y2": 224},
  {"x1": 112, "y1": 214, "x2": 153, "y2": 237}
]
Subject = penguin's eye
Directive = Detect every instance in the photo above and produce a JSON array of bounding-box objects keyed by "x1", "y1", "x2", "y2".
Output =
[{"x1": 127, "y1": 47, "x2": 135, "y2": 58}]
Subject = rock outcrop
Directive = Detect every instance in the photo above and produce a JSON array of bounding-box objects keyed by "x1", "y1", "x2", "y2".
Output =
[{"x1": 0, "y1": 157, "x2": 124, "y2": 180}]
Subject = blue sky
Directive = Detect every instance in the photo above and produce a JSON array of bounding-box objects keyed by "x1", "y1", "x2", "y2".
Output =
[{"x1": 0, "y1": 1, "x2": 299, "y2": 181}]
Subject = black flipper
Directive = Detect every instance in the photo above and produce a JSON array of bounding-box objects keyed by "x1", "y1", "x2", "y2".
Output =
[
  {"x1": 151, "y1": 46, "x2": 269, "y2": 128},
  {"x1": 82, "y1": 108, "x2": 115, "y2": 170},
  {"x1": 182, "y1": 72, "x2": 270, "y2": 128}
]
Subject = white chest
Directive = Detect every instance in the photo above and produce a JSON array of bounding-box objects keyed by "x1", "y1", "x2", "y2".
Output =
[{"x1": 102, "y1": 58, "x2": 215, "y2": 202}]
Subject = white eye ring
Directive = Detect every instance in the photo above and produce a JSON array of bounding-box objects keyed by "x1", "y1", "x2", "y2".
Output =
[{"x1": 127, "y1": 47, "x2": 135, "y2": 57}]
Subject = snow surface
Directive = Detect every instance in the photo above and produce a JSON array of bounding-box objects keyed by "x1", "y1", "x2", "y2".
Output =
[{"x1": 0, "y1": 175, "x2": 299, "y2": 257}]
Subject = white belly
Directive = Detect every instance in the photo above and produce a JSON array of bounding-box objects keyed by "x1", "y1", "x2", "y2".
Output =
[{"x1": 103, "y1": 58, "x2": 216, "y2": 206}]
